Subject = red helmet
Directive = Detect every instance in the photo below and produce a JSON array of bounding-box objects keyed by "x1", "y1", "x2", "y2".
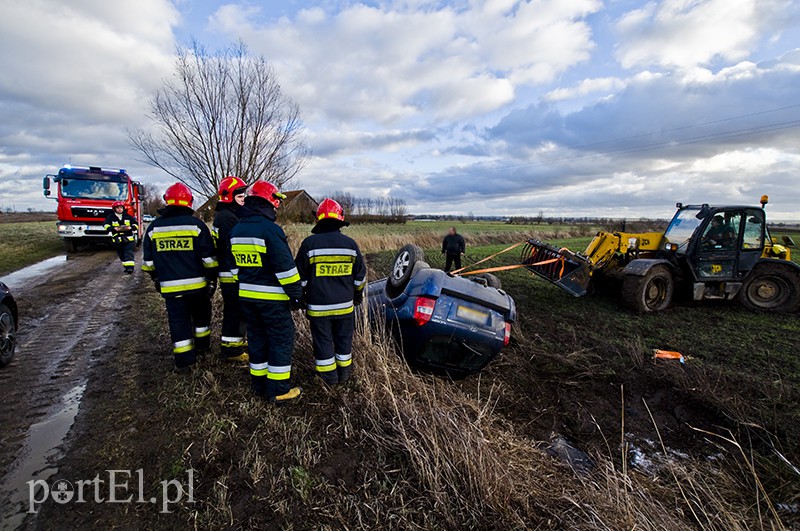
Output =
[
  {"x1": 316, "y1": 198, "x2": 345, "y2": 222},
  {"x1": 111, "y1": 201, "x2": 125, "y2": 208},
  {"x1": 248, "y1": 180, "x2": 286, "y2": 209},
  {"x1": 163, "y1": 183, "x2": 194, "y2": 208},
  {"x1": 217, "y1": 176, "x2": 247, "y2": 203}
]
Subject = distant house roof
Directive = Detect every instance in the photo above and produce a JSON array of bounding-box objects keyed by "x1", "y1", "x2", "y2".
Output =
[
  {"x1": 282, "y1": 190, "x2": 318, "y2": 209},
  {"x1": 193, "y1": 189, "x2": 318, "y2": 221}
]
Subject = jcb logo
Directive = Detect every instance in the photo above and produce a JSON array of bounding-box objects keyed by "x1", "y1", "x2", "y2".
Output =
[
  {"x1": 234, "y1": 253, "x2": 262, "y2": 267},
  {"x1": 317, "y1": 263, "x2": 353, "y2": 277},
  {"x1": 156, "y1": 238, "x2": 193, "y2": 251}
]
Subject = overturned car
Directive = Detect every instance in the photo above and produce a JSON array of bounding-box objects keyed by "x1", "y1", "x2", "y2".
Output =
[{"x1": 366, "y1": 245, "x2": 516, "y2": 377}]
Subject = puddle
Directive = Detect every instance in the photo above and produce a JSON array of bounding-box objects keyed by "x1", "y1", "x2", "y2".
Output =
[
  {"x1": 0, "y1": 383, "x2": 85, "y2": 530},
  {"x1": 0, "y1": 256, "x2": 66, "y2": 290}
]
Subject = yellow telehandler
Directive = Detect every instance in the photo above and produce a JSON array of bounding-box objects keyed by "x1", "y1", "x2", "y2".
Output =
[{"x1": 522, "y1": 196, "x2": 800, "y2": 312}]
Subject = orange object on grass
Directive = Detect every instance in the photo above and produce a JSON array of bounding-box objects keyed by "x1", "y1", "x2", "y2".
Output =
[{"x1": 653, "y1": 349, "x2": 686, "y2": 364}]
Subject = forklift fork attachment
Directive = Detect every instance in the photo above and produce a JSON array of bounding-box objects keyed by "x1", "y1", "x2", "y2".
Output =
[{"x1": 521, "y1": 239, "x2": 592, "y2": 297}]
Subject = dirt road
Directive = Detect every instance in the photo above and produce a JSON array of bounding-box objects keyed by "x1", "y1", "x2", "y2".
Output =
[{"x1": 0, "y1": 250, "x2": 143, "y2": 529}]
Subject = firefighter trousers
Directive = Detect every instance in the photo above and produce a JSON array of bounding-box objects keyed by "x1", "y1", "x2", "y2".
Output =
[
  {"x1": 309, "y1": 315, "x2": 354, "y2": 385},
  {"x1": 115, "y1": 240, "x2": 135, "y2": 271},
  {"x1": 219, "y1": 281, "x2": 246, "y2": 358},
  {"x1": 241, "y1": 300, "x2": 295, "y2": 398},
  {"x1": 163, "y1": 291, "x2": 212, "y2": 368}
]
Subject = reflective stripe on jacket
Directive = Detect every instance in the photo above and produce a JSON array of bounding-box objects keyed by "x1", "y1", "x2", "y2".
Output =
[
  {"x1": 141, "y1": 206, "x2": 217, "y2": 297},
  {"x1": 295, "y1": 229, "x2": 367, "y2": 319},
  {"x1": 103, "y1": 212, "x2": 139, "y2": 243},
  {"x1": 230, "y1": 206, "x2": 302, "y2": 303},
  {"x1": 212, "y1": 205, "x2": 241, "y2": 281}
]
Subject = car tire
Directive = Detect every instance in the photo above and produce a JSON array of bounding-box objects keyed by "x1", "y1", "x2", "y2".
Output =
[
  {"x1": 388, "y1": 244, "x2": 425, "y2": 292},
  {"x1": 0, "y1": 303, "x2": 17, "y2": 367},
  {"x1": 621, "y1": 265, "x2": 674, "y2": 313},
  {"x1": 738, "y1": 263, "x2": 800, "y2": 312},
  {"x1": 476, "y1": 273, "x2": 502, "y2": 289}
]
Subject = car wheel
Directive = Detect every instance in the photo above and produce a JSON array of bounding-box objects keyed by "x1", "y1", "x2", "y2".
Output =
[
  {"x1": 621, "y1": 265, "x2": 674, "y2": 313},
  {"x1": 388, "y1": 244, "x2": 425, "y2": 292},
  {"x1": 475, "y1": 273, "x2": 502, "y2": 289},
  {"x1": 738, "y1": 263, "x2": 800, "y2": 312},
  {"x1": 0, "y1": 303, "x2": 17, "y2": 367}
]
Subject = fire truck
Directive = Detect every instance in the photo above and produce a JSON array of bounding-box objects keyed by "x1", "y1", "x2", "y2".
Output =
[{"x1": 43, "y1": 165, "x2": 144, "y2": 253}]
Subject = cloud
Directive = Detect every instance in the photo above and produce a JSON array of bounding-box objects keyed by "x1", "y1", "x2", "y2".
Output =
[
  {"x1": 615, "y1": 0, "x2": 799, "y2": 69},
  {"x1": 0, "y1": 0, "x2": 180, "y2": 211},
  {"x1": 404, "y1": 56, "x2": 800, "y2": 218},
  {"x1": 209, "y1": 0, "x2": 601, "y2": 124}
]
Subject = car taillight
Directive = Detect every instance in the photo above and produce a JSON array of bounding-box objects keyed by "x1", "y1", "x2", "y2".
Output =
[
  {"x1": 413, "y1": 297, "x2": 436, "y2": 326},
  {"x1": 504, "y1": 322, "x2": 511, "y2": 346}
]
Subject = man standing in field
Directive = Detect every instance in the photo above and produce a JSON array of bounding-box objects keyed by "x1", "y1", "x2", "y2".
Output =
[
  {"x1": 230, "y1": 181, "x2": 303, "y2": 404},
  {"x1": 141, "y1": 183, "x2": 218, "y2": 372},
  {"x1": 212, "y1": 176, "x2": 249, "y2": 363},
  {"x1": 442, "y1": 226, "x2": 466, "y2": 272},
  {"x1": 295, "y1": 198, "x2": 367, "y2": 386},
  {"x1": 103, "y1": 201, "x2": 138, "y2": 274}
]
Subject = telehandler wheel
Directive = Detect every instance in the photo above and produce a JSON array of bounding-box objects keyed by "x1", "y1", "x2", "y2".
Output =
[
  {"x1": 738, "y1": 263, "x2": 800, "y2": 312},
  {"x1": 622, "y1": 265, "x2": 674, "y2": 313}
]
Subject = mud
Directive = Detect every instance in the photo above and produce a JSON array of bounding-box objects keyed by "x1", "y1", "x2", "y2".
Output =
[{"x1": 0, "y1": 249, "x2": 142, "y2": 529}]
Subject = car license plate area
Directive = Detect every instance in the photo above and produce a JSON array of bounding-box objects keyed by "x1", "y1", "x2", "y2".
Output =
[{"x1": 455, "y1": 305, "x2": 489, "y2": 326}]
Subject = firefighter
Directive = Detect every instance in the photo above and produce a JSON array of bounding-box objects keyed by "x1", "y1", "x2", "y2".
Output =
[
  {"x1": 103, "y1": 201, "x2": 138, "y2": 274},
  {"x1": 230, "y1": 181, "x2": 303, "y2": 403},
  {"x1": 142, "y1": 183, "x2": 218, "y2": 372},
  {"x1": 295, "y1": 198, "x2": 367, "y2": 386},
  {"x1": 212, "y1": 176, "x2": 248, "y2": 363}
]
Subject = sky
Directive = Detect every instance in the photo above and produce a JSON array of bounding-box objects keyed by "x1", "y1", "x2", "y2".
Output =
[{"x1": 0, "y1": 0, "x2": 799, "y2": 219}]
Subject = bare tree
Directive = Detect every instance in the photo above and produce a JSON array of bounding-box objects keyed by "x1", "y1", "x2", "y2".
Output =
[
  {"x1": 139, "y1": 183, "x2": 164, "y2": 216},
  {"x1": 130, "y1": 41, "x2": 310, "y2": 200}
]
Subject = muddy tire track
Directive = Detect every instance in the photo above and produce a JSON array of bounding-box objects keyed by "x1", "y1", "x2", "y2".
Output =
[{"x1": 0, "y1": 250, "x2": 143, "y2": 528}]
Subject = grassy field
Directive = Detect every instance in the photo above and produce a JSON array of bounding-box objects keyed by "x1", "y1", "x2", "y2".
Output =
[
  {"x1": 13, "y1": 220, "x2": 800, "y2": 528},
  {"x1": 0, "y1": 221, "x2": 63, "y2": 275}
]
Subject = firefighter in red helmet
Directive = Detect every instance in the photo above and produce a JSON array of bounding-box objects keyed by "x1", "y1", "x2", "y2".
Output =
[
  {"x1": 142, "y1": 183, "x2": 218, "y2": 371},
  {"x1": 295, "y1": 198, "x2": 366, "y2": 385},
  {"x1": 213, "y1": 176, "x2": 249, "y2": 362},
  {"x1": 103, "y1": 200, "x2": 138, "y2": 274},
  {"x1": 230, "y1": 180, "x2": 303, "y2": 403}
]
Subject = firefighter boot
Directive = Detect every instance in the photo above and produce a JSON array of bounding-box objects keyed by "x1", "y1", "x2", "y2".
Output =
[{"x1": 269, "y1": 387, "x2": 302, "y2": 405}]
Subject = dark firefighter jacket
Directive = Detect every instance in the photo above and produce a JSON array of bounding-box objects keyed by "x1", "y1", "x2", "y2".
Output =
[
  {"x1": 212, "y1": 203, "x2": 241, "y2": 284},
  {"x1": 442, "y1": 233, "x2": 465, "y2": 255},
  {"x1": 142, "y1": 206, "x2": 218, "y2": 297},
  {"x1": 229, "y1": 203, "x2": 302, "y2": 303},
  {"x1": 295, "y1": 223, "x2": 367, "y2": 319},
  {"x1": 103, "y1": 211, "x2": 139, "y2": 244}
]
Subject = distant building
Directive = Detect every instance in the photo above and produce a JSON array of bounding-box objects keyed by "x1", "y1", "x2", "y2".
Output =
[
  {"x1": 192, "y1": 189, "x2": 319, "y2": 223},
  {"x1": 280, "y1": 190, "x2": 319, "y2": 223}
]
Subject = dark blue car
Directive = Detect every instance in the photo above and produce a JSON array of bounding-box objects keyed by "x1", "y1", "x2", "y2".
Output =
[
  {"x1": 367, "y1": 245, "x2": 516, "y2": 377},
  {"x1": 0, "y1": 281, "x2": 18, "y2": 367}
]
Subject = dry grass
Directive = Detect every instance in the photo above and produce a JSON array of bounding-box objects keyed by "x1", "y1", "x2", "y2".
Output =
[{"x1": 283, "y1": 224, "x2": 595, "y2": 254}]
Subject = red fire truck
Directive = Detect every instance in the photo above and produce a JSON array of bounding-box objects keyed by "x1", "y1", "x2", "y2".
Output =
[{"x1": 43, "y1": 165, "x2": 143, "y2": 252}]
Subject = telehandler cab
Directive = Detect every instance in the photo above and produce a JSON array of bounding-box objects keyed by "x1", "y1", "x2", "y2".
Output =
[{"x1": 522, "y1": 195, "x2": 800, "y2": 313}]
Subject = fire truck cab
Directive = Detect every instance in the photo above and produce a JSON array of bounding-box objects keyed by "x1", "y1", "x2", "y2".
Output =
[{"x1": 43, "y1": 165, "x2": 143, "y2": 253}]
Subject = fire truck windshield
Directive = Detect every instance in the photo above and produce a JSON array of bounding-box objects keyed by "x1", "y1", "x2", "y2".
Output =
[{"x1": 61, "y1": 179, "x2": 127, "y2": 201}]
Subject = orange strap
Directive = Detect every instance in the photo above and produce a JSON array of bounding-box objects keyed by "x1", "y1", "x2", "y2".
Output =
[
  {"x1": 450, "y1": 242, "x2": 525, "y2": 275},
  {"x1": 458, "y1": 258, "x2": 561, "y2": 276}
]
